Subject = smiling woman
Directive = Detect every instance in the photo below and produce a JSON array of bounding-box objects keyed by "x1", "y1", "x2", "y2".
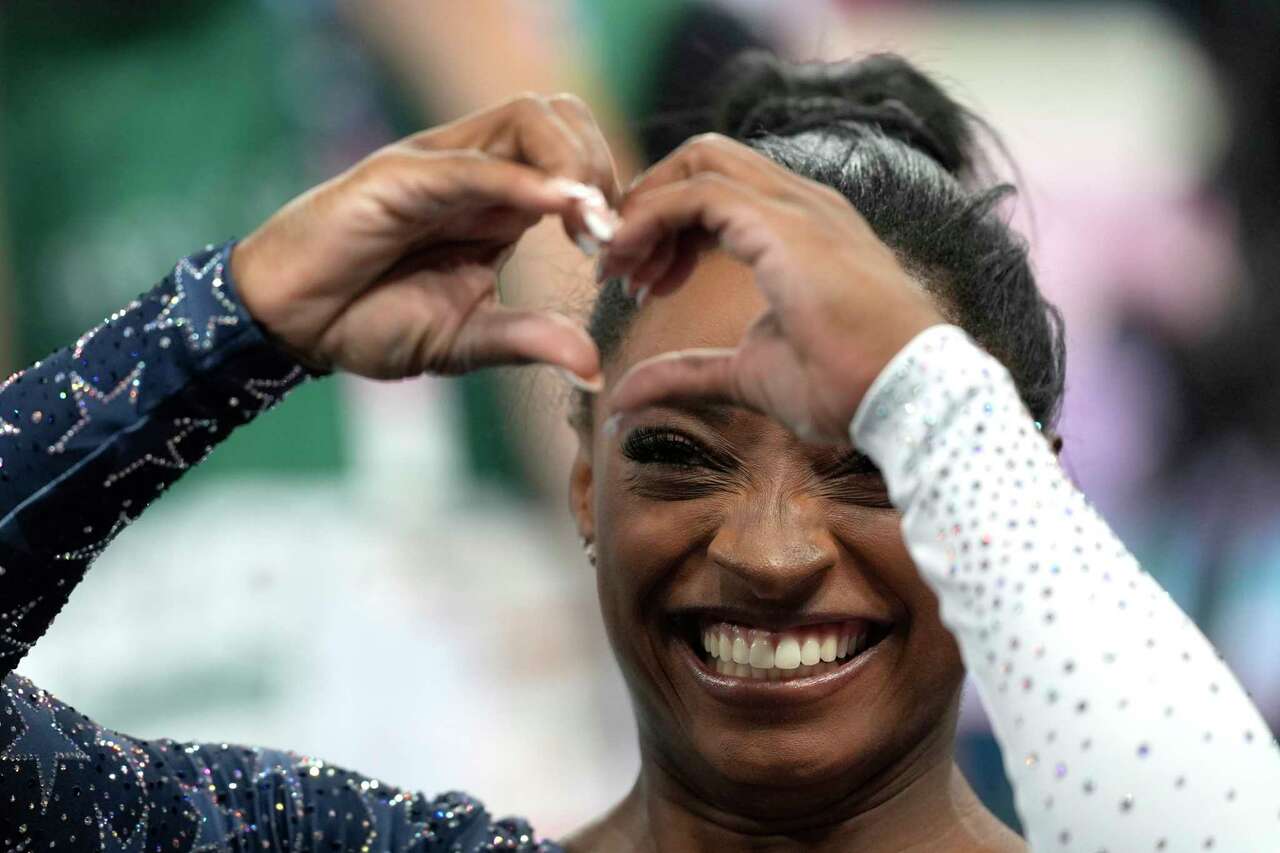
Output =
[{"x1": 2, "y1": 53, "x2": 1279, "y2": 853}]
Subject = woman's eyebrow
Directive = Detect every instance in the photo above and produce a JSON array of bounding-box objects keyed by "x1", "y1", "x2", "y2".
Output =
[
  {"x1": 814, "y1": 448, "x2": 880, "y2": 477},
  {"x1": 652, "y1": 400, "x2": 741, "y2": 430},
  {"x1": 649, "y1": 404, "x2": 879, "y2": 472}
]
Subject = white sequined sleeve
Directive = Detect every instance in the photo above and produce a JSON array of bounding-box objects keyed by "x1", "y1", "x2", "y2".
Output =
[{"x1": 850, "y1": 324, "x2": 1280, "y2": 852}]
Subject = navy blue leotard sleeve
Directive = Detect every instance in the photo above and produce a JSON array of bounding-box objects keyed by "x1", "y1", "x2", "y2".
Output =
[{"x1": 0, "y1": 243, "x2": 559, "y2": 852}]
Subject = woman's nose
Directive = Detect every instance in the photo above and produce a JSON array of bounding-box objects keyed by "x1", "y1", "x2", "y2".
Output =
[{"x1": 706, "y1": 494, "x2": 838, "y2": 601}]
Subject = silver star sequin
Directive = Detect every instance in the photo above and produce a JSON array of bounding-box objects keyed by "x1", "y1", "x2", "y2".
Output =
[
  {"x1": 0, "y1": 370, "x2": 22, "y2": 473},
  {"x1": 49, "y1": 367, "x2": 147, "y2": 455},
  {"x1": 0, "y1": 598, "x2": 41, "y2": 659},
  {"x1": 72, "y1": 301, "x2": 143, "y2": 361},
  {"x1": 179, "y1": 780, "x2": 229, "y2": 853},
  {"x1": 249, "y1": 748, "x2": 311, "y2": 851},
  {"x1": 94, "y1": 732, "x2": 150, "y2": 789},
  {"x1": 398, "y1": 803, "x2": 436, "y2": 853},
  {"x1": 243, "y1": 366, "x2": 305, "y2": 415},
  {"x1": 55, "y1": 511, "x2": 133, "y2": 563},
  {"x1": 0, "y1": 684, "x2": 90, "y2": 811},
  {"x1": 95, "y1": 803, "x2": 149, "y2": 853},
  {"x1": 142, "y1": 253, "x2": 240, "y2": 353},
  {"x1": 103, "y1": 418, "x2": 218, "y2": 488}
]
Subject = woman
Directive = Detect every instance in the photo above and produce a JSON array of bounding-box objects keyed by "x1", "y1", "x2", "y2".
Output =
[{"x1": 1, "y1": 53, "x2": 1277, "y2": 852}]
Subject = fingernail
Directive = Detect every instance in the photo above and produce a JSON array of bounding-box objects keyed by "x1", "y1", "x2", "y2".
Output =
[
  {"x1": 574, "y1": 233, "x2": 600, "y2": 257},
  {"x1": 603, "y1": 413, "x2": 622, "y2": 437},
  {"x1": 635, "y1": 284, "x2": 651, "y2": 307},
  {"x1": 556, "y1": 367, "x2": 603, "y2": 394},
  {"x1": 581, "y1": 204, "x2": 617, "y2": 243},
  {"x1": 620, "y1": 275, "x2": 633, "y2": 297},
  {"x1": 594, "y1": 253, "x2": 611, "y2": 284}
]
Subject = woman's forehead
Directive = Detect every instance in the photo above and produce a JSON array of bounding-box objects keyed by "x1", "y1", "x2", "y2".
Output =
[{"x1": 610, "y1": 252, "x2": 768, "y2": 376}]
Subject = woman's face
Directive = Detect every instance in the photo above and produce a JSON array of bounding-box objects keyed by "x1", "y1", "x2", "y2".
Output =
[{"x1": 570, "y1": 252, "x2": 966, "y2": 812}]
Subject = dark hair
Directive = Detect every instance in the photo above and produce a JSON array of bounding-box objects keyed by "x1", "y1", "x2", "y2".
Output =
[{"x1": 583, "y1": 51, "x2": 1066, "y2": 442}]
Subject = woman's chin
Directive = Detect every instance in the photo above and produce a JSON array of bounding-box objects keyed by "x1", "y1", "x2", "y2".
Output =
[
  {"x1": 702, "y1": 730, "x2": 876, "y2": 788},
  {"x1": 649, "y1": 629, "x2": 929, "y2": 791}
]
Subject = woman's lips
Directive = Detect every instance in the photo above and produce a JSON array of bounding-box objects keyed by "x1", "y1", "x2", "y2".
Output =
[
  {"x1": 673, "y1": 615, "x2": 892, "y2": 705},
  {"x1": 701, "y1": 619, "x2": 871, "y2": 679}
]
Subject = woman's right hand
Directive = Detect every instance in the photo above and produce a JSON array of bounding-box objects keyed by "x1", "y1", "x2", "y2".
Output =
[
  {"x1": 231, "y1": 94, "x2": 617, "y2": 385},
  {"x1": 600, "y1": 134, "x2": 943, "y2": 444}
]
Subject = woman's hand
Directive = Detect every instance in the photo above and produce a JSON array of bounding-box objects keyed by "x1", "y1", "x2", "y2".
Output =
[
  {"x1": 232, "y1": 94, "x2": 618, "y2": 383},
  {"x1": 598, "y1": 134, "x2": 944, "y2": 443}
]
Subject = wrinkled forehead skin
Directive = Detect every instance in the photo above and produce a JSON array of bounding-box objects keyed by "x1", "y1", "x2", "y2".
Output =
[{"x1": 604, "y1": 251, "x2": 766, "y2": 384}]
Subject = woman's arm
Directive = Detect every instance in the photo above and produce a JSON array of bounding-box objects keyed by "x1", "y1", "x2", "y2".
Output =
[
  {"x1": 0, "y1": 94, "x2": 620, "y2": 852},
  {"x1": 851, "y1": 324, "x2": 1280, "y2": 850},
  {"x1": 0, "y1": 242, "x2": 308, "y2": 678},
  {"x1": 0, "y1": 670, "x2": 554, "y2": 851},
  {"x1": 0, "y1": 246, "x2": 570, "y2": 848},
  {"x1": 0, "y1": 233, "x2": 580, "y2": 853},
  {"x1": 1, "y1": 93, "x2": 622, "y2": 680},
  {"x1": 604, "y1": 134, "x2": 1280, "y2": 850}
]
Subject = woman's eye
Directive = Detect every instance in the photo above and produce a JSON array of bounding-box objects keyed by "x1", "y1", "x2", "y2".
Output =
[
  {"x1": 621, "y1": 428, "x2": 716, "y2": 469},
  {"x1": 815, "y1": 453, "x2": 893, "y2": 508},
  {"x1": 825, "y1": 475, "x2": 894, "y2": 509},
  {"x1": 620, "y1": 428, "x2": 731, "y2": 501}
]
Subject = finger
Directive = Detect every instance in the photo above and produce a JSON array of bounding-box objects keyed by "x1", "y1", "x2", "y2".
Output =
[
  {"x1": 409, "y1": 95, "x2": 621, "y2": 252},
  {"x1": 489, "y1": 100, "x2": 607, "y2": 247},
  {"x1": 627, "y1": 228, "x2": 710, "y2": 303},
  {"x1": 413, "y1": 94, "x2": 608, "y2": 198},
  {"x1": 547, "y1": 94, "x2": 621, "y2": 206},
  {"x1": 646, "y1": 229, "x2": 717, "y2": 300},
  {"x1": 607, "y1": 347, "x2": 751, "y2": 417},
  {"x1": 599, "y1": 174, "x2": 779, "y2": 284},
  {"x1": 450, "y1": 303, "x2": 603, "y2": 383},
  {"x1": 624, "y1": 133, "x2": 803, "y2": 206},
  {"x1": 545, "y1": 95, "x2": 622, "y2": 253},
  {"x1": 358, "y1": 149, "x2": 597, "y2": 222},
  {"x1": 626, "y1": 235, "x2": 677, "y2": 298}
]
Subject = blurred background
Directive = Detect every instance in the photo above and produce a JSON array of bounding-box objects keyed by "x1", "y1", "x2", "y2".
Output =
[{"x1": 4, "y1": 0, "x2": 1278, "y2": 838}]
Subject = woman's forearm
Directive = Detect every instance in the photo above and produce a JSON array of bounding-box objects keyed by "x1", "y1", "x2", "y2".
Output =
[
  {"x1": 0, "y1": 241, "x2": 309, "y2": 677},
  {"x1": 852, "y1": 324, "x2": 1280, "y2": 850},
  {"x1": 0, "y1": 234, "x2": 572, "y2": 850}
]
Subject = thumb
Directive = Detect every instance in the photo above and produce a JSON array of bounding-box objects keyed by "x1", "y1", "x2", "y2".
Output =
[
  {"x1": 450, "y1": 305, "x2": 602, "y2": 383},
  {"x1": 607, "y1": 347, "x2": 747, "y2": 416}
]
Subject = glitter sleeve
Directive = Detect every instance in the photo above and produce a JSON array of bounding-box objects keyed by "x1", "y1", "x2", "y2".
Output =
[
  {"x1": 0, "y1": 672, "x2": 552, "y2": 851},
  {"x1": 851, "y1": 323, "x2": 1280, "y2": 851},
  {"x1": 0, "y1": 241, "x2": 308, "y2": 679},
  {"x1": 0, "y1": 244, "x2": 561, "y2": 851}
]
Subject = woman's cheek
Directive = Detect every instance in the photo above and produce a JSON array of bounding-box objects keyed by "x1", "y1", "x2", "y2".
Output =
[
  {"x1": 831, "y1": 508, "x2": 964, "y2": 684},
  {"x1": 601, "y1": 490, "x2": 718, "y2": 601},
  {"x1": 597, "y1": 482, "x2": 724, "y2": 632}
]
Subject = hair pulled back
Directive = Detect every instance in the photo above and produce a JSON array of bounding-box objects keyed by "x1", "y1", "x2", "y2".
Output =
[{"x1": 585, "y1": 51, "x2": 1066, "y2": 437}]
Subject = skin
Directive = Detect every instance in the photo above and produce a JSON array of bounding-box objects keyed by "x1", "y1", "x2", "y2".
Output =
[
  {"x1": 234, "y1": 95, "x2": 1024, "y2": 851},
  {"x1": 563, "y1": 253, "x2": 1024, "y2": 852},
  {"x1": 233, "y1": 93, "x2": 618, "y2": 383}
]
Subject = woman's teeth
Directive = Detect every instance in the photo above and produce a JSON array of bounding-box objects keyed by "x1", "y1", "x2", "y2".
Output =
[{"x1": 700, "y1": 621, "x2": 868, "y2": 681}]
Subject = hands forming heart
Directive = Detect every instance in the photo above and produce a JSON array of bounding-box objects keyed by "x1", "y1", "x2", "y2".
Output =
[{"x1": 233, "y1": 93, "x2": 942, "y2": 445}]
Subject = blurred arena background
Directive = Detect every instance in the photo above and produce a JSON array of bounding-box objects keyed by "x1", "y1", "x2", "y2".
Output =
[{"x1": 3, "y1": 0, "x2": 1278, "y2": 836}]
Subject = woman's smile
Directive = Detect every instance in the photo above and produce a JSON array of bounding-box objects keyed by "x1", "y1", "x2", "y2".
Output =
[{"x1": 669, "y1": 612, "x2": 896, "y2": 706}]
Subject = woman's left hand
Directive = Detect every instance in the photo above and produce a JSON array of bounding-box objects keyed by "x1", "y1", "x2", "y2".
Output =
[{"x1": 598, "y1": 134, "x2": 944, "y2": 444}]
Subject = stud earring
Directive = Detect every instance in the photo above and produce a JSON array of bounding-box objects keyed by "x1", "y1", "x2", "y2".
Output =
[{"x1": 581, "y1": 537, "x2": 597, "y2": 567}]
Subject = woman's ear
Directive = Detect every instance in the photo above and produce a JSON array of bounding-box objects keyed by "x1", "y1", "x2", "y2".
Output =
[{"x1": 568, "y1": 426, "x2": 596, "y2": 546}]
